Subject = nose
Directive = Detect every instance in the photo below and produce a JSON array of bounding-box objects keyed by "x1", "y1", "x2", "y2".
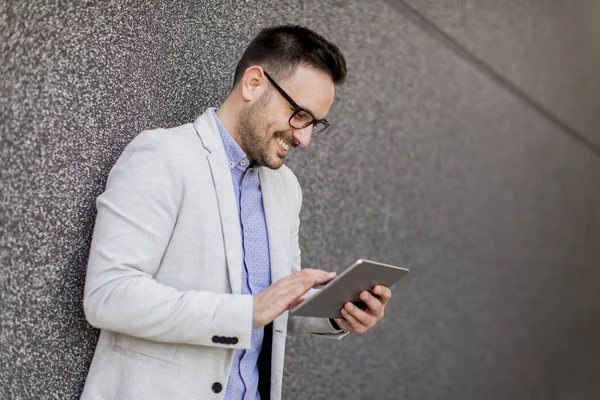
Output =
[{"x1": 291, "y1": 125, "x2": 313, "y2": 148}]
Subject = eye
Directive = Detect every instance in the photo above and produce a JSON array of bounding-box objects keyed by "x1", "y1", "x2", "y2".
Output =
[{"x1": 292, "y1": 110, "x2": 312, "y2": 123}]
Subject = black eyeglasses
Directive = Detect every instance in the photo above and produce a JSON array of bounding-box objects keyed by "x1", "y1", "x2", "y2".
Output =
[{"x1": 263, "y1": 71, "x2": 330, "y2": 136}]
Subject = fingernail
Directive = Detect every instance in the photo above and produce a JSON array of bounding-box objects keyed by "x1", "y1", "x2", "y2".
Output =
[
  {"x1": 375, "y1": 286, "x2": 382, "y2": 294},
  {"x1": 346, "y1": 303, "x2": 354, "y2": 311}
]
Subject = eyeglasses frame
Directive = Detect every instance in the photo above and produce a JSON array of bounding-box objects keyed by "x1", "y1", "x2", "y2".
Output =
[{"x1": 263, "y1": 71, "x2": 330, "y2": 136}]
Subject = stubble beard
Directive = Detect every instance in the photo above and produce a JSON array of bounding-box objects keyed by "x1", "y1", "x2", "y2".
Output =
[{"x1": 237, "y1": 95, "x2": 286, "y2": 170}]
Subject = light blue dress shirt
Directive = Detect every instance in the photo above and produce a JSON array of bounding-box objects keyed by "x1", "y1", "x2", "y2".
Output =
[{"x1": 212, "y1": 109, "x2": 272, "y2": 400}]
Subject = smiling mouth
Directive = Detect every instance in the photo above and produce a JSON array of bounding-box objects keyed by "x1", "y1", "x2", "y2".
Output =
[{"x1": 275, "y1": 137, "x2": 291, "y2": 151}]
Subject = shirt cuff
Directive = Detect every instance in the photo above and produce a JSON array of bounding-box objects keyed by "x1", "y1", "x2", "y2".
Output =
[{"x1": 328, "y1": 318, "x2": 344, "y2": 332}]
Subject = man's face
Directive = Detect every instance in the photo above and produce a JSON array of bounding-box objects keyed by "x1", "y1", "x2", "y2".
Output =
[{"x1": 237, "y1": 65, "x2": 335, "y2": 170}]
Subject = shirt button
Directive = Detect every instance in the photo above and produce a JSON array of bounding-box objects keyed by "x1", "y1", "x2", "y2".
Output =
[
  {"x1": 240, "y1": 160, "x2": 246, "y2": 165},
  {"x1": 229, "y1": 161, "x2": 234, "y2": 168},
  {"x1": 212, "y1": 382, "x2": 222, "y2": 393}
]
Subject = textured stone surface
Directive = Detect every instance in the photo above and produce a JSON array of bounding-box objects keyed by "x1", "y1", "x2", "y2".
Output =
[
  {"x1": 1, "y1": 0, "x2": 599, "y2": 399},
  {"x1": 397, "y1": 0, "x2": 600, "y2": 149}
]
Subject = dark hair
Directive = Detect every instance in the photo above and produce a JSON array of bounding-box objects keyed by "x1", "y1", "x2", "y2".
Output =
[{"x1": 233, "y1": 25, "x2": 347, "y2": 89}]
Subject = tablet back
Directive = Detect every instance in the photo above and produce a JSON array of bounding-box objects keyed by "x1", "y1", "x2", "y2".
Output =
[{"x1": 290, "y1": 259, "x2": 409, "y2": 319}]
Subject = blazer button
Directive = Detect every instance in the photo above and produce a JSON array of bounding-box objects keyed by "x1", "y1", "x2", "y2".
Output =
[
  {"x1": 212, "y1": 336, "x2": 219, "y2": 343},
  {"x1": 232, "y1": 337, "x2": 239, "y2": 344},
  {"x1": 212, "y1": 382, "x2": 222, "y2": 393}
]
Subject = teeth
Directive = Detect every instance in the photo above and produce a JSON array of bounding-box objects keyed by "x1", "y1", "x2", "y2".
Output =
[{"x1": 276, "y1": 138, "x2": 291, "y2": 151}]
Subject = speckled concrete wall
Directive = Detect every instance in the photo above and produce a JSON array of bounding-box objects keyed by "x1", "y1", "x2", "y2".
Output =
[{"x1": 1, "y1": 1, "x2": 599, "y2": 399}]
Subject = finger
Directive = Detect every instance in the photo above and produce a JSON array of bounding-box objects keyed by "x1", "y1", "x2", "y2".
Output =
[
  {"x1": 297, "y1": 269, "x2": 336, "y2": 293},
  {"x1": 372, "y1": 285, "x2": 392, "y2": 306},
  {"x1": 359, "y1": 291, "x2": 384, "y2": 318},
  {"x1": 278, "y1": 270, "x2": 336, "y2": 306},
  {"x1": 340, "y1": 306, "x2": 368, "y2": 334},
  {"x1": 307, "y1": 269, "x2": 337, "y2": 286},
  {"x1": 277, "y1": 269, "x2": 334, "y2": 293},
  {"x1": 343, "y1": 302, "x2": 377, "y2": 329},
  {"x1": 291, "y1": 269, "x2": 336, "y2": 287},
  {"x1": 287, "y1": 297, "x2": 307, "y2": 310}
]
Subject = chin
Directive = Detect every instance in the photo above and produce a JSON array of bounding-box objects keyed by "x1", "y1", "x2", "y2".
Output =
[
  {"x1": 260, "y1": 144, "x2": 286, "y2": 170},
  {"x1": 264, "y1": 157, "x2": 285, "y2": 170}
]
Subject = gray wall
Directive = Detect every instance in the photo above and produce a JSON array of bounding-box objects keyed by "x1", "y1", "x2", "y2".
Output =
[{"x1": 1, "y1": 1, "x2": 599, "y2": 399}]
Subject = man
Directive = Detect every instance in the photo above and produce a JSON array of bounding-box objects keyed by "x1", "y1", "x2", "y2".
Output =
[{"x1": 81, "y1": 25, "x2": 392, "y2": 400}]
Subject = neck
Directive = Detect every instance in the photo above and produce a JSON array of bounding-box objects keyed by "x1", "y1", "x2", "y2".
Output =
[{"x1": 215, "y1": 98, "x2": 243, "y2": 149}]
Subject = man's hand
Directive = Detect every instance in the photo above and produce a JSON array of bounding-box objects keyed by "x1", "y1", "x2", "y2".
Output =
[
  {"x1": 254, "y1": 269, "x2": 336, "y2": 328},
  {"x1": 332, "y1": 285, "x2": 392, "y2": 334}
]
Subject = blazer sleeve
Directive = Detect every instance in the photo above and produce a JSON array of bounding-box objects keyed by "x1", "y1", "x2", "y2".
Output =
[
  {"x1": 285, "y1": 172, "x2": 349, "y2": 339},
  {"x1": 83, "y1": 130, "x2": 254, "y2": 349}
]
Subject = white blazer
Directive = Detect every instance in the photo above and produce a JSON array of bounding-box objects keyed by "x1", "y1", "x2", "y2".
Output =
[{"x1": 81, "y1": 109, "x2": 347, "y2": 400}]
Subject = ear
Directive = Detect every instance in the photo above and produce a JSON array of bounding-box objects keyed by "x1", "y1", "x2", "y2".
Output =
[{"x1": 240, "y1": 66, "x2": 266, "y2": 102}]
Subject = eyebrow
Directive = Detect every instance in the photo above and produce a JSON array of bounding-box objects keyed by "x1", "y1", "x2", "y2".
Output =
[
  {"x1": 298, "y1": 105, "x2": 322, "y2": 120},
  {"x1": 293, "y1": 100, "x2": 326, "y2": 121},
  {"x1": 265, "y1": 71, "x2": 325, "y2": 120},
  {"x1": 282, "y1": 89, "x2": 318, "y2": 118}
]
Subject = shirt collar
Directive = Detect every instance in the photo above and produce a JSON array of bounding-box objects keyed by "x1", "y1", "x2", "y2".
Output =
[{"x1": 211, "y1": 108, "x2": 250, "y2": 171}]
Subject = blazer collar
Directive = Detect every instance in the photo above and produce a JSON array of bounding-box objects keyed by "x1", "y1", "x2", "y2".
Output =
[{"x1": 193, "y1": 108, "x2": 224, "y2": 153}]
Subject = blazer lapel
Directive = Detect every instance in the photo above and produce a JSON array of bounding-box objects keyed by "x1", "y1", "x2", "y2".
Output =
[
  {"x1": 259, "y1": 168, "x2": 291, "y2": 285},
  {"x1": 194, "y1": 109, "x2": 243, "y2": 294},
  {"x1": 193, "y1": 109, "x2": 291, "y2": 293}
]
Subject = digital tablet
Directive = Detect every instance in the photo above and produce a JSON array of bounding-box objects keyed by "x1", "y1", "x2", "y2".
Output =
[{"x1": 290, "y1": 259, "x2": 409, "y2": 319}]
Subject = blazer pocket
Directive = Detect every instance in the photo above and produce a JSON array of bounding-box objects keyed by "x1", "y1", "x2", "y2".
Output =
[{"x1": 112, "y1": 334, "x2": 180, "y2": 372}]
